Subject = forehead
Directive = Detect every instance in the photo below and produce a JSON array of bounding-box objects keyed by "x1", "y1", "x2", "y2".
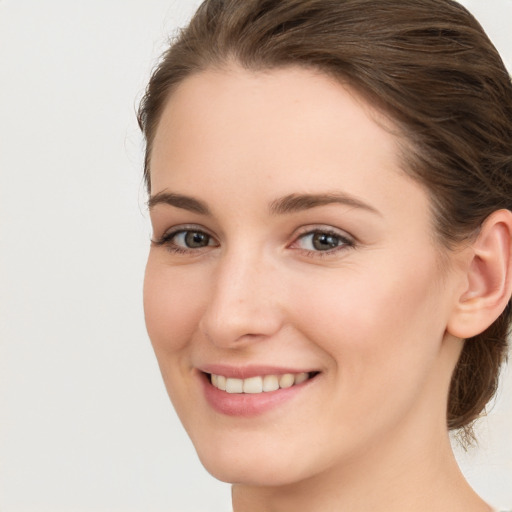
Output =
[
  {"x1": 149, "y1": 65, "x2": 428, "y2": 223},
  {"x1": 152, "y1": 66, "x2": 395, "y2": 153}
]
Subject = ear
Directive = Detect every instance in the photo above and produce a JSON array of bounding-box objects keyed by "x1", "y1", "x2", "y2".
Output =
[{"x1": 447, "y1": 209, "x2": 512, "y2": 339}]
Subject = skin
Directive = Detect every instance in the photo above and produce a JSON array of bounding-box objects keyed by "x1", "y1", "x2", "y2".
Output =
[{"x1": 144, "y1": 66, "x2": 494, "y2": 512}]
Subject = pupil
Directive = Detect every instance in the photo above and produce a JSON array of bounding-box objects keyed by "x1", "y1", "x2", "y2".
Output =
[
  {"x1": 313, "y1": 233, "x2": 339, "y2": 250},
  {"x1": 185, "y1": 231, "x2": 209, "y2": 247}
]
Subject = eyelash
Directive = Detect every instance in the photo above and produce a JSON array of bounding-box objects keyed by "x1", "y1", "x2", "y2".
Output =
[
  {"x1": 291, "y1": 228, "x2": 355, "y2": 258},
  {"x1": 152, "y1": 226, "x2": 217, "y2": 254},
  {"x1": 152, "y1": 226, "x2": 355, "y2": 258}
]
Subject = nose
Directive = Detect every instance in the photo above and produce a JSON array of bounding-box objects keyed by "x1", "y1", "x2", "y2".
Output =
[{"x1": 199, "y1": 249, "x2": 284, "y2": 348}]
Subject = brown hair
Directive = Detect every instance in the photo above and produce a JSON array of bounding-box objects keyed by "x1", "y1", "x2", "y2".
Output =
[{"x1": 138, "y1": 0, "x2": 512, "y2": 438}]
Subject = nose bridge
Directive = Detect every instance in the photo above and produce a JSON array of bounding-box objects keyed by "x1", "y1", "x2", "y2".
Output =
[{"x1": 200, "y1": 244, "x2": 282, "y2": 347}]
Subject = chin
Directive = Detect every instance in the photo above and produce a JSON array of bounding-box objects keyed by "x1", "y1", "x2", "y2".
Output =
[
  {"x1": 192, "y1": 435, "x2": 317, "y2": 487},
  {"x1": 201, "y1": 457, "x2": 307, "y2": 487}
]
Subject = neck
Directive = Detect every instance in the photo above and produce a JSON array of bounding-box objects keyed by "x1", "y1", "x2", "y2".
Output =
[{"x1": 232, "y1": 426, "x2": 490, "y2": 512}]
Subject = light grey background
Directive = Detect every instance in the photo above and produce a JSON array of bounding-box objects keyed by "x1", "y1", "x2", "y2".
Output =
[{"x1": 0, "y1": 1, "x2": 510, "y2": 511}]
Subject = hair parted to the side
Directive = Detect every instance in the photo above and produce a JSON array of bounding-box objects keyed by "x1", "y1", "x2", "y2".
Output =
[{"x1": 138, "y1": 0, "x2": 512, "y2": 441}]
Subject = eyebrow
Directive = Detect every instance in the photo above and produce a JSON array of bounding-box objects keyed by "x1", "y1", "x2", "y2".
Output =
[
  {"x1": 148, "y1": 191, "x2": 211, "y2": 215},
  {"x1": 269, "y1": 192, "x2": 381, "y2": 216},
  {"x1": 148, "y1": 190, "x2": 380, "y2": 217}
]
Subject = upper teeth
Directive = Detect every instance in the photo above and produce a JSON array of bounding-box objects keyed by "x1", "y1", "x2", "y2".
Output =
[{"x1": 210, "y1": 372, "x2": 310, "y2": 394}]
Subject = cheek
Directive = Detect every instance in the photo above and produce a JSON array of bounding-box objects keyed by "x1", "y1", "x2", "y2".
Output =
[
  {"x1": 283, "y1": 266, "x2": 449, "y2": 446},
  {"x1": 143, "y1": 257, "x2": 209, "y2": 423},
  {"x1": 143, "y1": 256, "x2": 206, "y2": 354},
  {"x1": 289, "y1": 255, "x2": 447, "y2": 388}
]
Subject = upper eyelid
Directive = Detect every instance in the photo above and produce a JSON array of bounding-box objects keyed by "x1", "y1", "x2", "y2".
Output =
[
  {"x1": 154, "y1": 224, "x2": 216, "y2": 240},
  {"x1": 152, "y1": 223, "x2": 355, "y2": 248},
  {"x1": 292, "y1": 225, "x2": 355, "y2": 241}
]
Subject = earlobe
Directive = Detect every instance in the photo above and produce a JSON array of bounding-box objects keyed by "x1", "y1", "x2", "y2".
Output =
[{"x1": 447, "y1": 209, "x2": 512, "y2": 339}]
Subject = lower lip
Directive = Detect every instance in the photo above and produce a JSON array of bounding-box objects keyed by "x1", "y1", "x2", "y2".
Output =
[{"x1": 201, "y1": 373, "x2": 315, "y2": 417}]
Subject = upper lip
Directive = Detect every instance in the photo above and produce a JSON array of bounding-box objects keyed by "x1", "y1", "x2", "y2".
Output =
[{"x1": 198, "y1": 364, "x2": 317, "y2": 379}]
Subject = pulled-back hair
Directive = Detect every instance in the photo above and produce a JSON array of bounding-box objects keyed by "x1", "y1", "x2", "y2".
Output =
[{"x1": 138, "y1": 0, "x2": 512, "y2": 438}]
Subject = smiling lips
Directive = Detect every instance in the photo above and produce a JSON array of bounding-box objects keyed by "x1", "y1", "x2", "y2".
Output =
[
  {"x1": 210, "y1": 372, "x2": 312, "y2": 394},
  {"x1": 202, "y1": 367, "x2": 318, "y2": 416}
]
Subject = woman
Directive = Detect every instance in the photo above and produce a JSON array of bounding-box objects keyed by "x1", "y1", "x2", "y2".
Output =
[{"x1": 138, "y1": 0, "x2": 512, "y2": 510}]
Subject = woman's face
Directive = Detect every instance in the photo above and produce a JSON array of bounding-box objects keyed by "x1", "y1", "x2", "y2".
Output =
[{"x1": 144, "y1": 66, "x2": 465, "y2": 486}]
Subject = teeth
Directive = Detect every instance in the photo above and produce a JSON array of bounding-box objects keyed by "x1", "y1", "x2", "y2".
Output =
[
  {"x1": 226, "y1": 378, "x2": 243, "y2": 394},
  {"x1": 243, "y1": 376, "x2": 263, "y2": 394},
  {"x1": 295, "y1": 372, "x2": 309, "y2": 384},
  {"x1": 262, "y1": 374, "x2": 279, "y2": 392},
  {"x1": 210, "y1": 372, "x2": 312, "y2": 394},
  {"x1": 279, "y1": 373, "x2": 295, "y2": 388},
  {"x1": 217, "y1": 375, "x2": 227, "y2": 391}
]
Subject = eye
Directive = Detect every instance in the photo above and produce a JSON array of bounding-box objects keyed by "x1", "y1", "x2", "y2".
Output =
[
  {"x1": 173, "y1": 230, "x2": 214, "y2": 249},
  {"x1": 153, "y1": 227, "x2": 218, "y2": 252},
  {"x1": 293, "y1": 229, "x2": 354, "y2": 253}
]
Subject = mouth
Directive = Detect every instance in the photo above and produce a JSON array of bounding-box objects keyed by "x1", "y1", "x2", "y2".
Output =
[
  {"x1": 199, "y1": 368, "x2": 320, "y2": 416},
  {"x1": 208, "y1": 371, "x2": 318, "y2": 394}
]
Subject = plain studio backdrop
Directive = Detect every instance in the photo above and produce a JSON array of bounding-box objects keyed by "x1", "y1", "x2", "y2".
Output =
[{"x1": 0, "y1": 1, "x2": 511, "y2": 511}]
